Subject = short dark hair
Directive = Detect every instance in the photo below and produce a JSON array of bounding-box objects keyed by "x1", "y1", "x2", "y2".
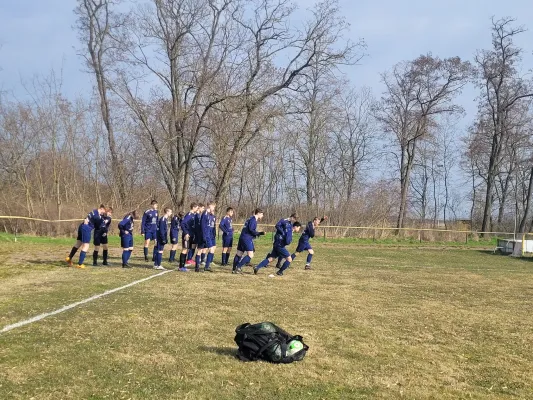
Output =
[
  {"x1": 177, "y1": 211, "x2": 185, "y2": 218},
  {"x1": 99, "y1": 204, "x2": 106, "y2": 210},
  {"x1": 254, "y1": 208, "x2": 263, "y2": 215},
  {"x1": 293, "y1": 221, "x2": 302, "y2": 228},
  {"x1": 290, "y1": 213, "x2": 298, "y2": 219},
  {"x1": 207, "y1": 201, "x2": 216, "y2": 207},
  {"x1": 190, "y1": 202, "x2": 198, "y2": 209},
  {"x1": 106, "y1": 207, "x2": 113, "y2": 213},
  {"x1": 130, "y1": 210, "x2": 138, "y2": 219},
  {"x1": 164, "y1": 207, "x2": 171, "y2": 213},
  {"x1": 151, "y1": 200, "x2": 158, "y2": 205},
  {"x1": 226, "y1": 207, "x2": 234, "y2": 213},
  {"x1": 198, "y1": 203, "x2": 205, "y2": 208}
]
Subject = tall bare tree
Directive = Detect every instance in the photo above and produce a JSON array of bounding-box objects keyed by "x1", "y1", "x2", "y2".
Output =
[
  {"x1": 376, "y1": 54, "x2": 471, "y2": 229},
  {"x1": 211, "y1": 0, "x2": 362, "y2": 204},
  {"x1": 75, "y1": 0, "x2": 127, "y2": 205},
  {"x1": 475, "y1": 17, "x2": 533, "y2": 234}
]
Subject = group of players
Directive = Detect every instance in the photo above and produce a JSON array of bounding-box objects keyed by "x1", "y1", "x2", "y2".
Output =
[{"x1": 64, "y1": 200, "x2": 326, "y2": 276}]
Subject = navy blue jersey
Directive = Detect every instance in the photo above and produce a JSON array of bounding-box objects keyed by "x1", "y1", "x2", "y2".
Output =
[
  {"x1": 141, "y1": 208, "x2": 158, "y2": 234},
  {"x1": 118, "y1": 214, "x2": 135, "y2": 237},
  {"x1": 300, "y1": 221, "x2": 315, "y2": 242},
  {"x1": 95, "y1": 216, "x2": 112, "y2": 235},
  {"x1": 200, "y1": 211, "x2": 216, "y2": 242},
  {"x1": 194, "y1": 213, "x2": 202, "y2": 238},
  {"x1": 157, "y1": 216, "x2": 169, "y2": 243},
  {"x1": 86, "y1": 209, "x2": 102, "y2": 230},
  {"x1": 181, "y1": 212, "x2": 195, "y2": 236},
  {"x1": 219, "y1": 216, "x2": 233, "y2": 235},
  {"x1": 240, "y1": 215, "x2": 260, "y2": 241},
  {"x1": 170, "y1": 215, "x2": 180, "y2": 235},
  {"x1": 274, "y1": 218, "x2": 293, "y2": 247}
]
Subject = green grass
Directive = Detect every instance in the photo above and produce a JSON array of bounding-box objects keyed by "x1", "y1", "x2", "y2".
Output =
[{"x1": 1, "y1": 235, "x2": 533, "y2": 399}]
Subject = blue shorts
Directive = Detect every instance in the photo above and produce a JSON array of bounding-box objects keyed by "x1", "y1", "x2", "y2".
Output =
[
  {"x1": 237, "y1": 237, "x2": 255, "y2": 252},
  {"x1": 144, "y1": 231, "x2": 157, "y2": 241},
  {"x1": 296, "y1": 239, "x2": 312, "y2": 253},
  {"x1": 198, "y1": 239, "x2": 215, "y2": 249},
  {"x1": 222, "y1": 234, "x2": 233, "y2": 248},
  {"x1": 155, "y1": 242, "x2": 166, "y2": 252},
  {"x1": 77, "y1": 224, "x2": 92, "y2": 244},
  {"x1": 93, "y1": 232, "x2": 108, "y2": 246},
  {"x1": 121, "y1": 234, "x2": 133, "y2": 248},
  {"x1": 170, "y1": 231, "x2": 179, "y2": 245},
  {"x1": 191, "y1": 233, "x2": 200, "y2": 245},
  {"x1": 269, "y1": 245, "x2": 290, "y2": 259}
]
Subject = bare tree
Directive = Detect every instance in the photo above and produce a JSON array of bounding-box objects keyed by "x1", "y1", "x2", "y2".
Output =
[
  {"x1": 111, "y1": 0, "x2": 243, "y2": 208},
  {"x1": 211, "y1": 0, "x2": 362, "y2": 204},
  {"x1": 75, "y1": 0, "x2": 127, "y2": 205},
  {"x1": 333, "y1": 86, "x2": 376, "y2": 203},
  {"x1": 475, "y1": 17, "x2": 533, "y2": 234},
  {"x1": 376, "y1": 54, "x2": 471, "y2": 229}
]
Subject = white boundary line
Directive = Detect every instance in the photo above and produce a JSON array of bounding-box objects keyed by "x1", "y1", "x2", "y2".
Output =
[{"x1": 1, "y1": 270, "x2": 172, "y2": 334}]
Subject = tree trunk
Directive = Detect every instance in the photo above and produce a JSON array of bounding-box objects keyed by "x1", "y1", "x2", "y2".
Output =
[{"x1": 519, "y1": 166, "x2": 533, "y2": 233}]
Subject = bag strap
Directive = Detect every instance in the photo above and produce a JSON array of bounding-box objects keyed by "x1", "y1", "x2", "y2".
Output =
[{"x1": 255, "y1": 337, "x2": 278, "y2": 359}]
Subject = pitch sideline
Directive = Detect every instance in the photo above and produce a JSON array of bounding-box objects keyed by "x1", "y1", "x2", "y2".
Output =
[{"x1": 0, "y1": 270, "x2": 172, "y2": 334}]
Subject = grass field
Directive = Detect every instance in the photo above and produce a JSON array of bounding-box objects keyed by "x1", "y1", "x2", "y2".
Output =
[{"x1": 1, "y1": 233, "x2": 533, "y2": 399}]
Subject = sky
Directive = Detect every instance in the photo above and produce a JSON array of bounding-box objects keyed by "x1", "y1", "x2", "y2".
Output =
[
  {"x1": 1, "y1": 0, "x2": 532, "y2": 110},
  {"x1": 0, "y1": 0, "x2": 532, "y2": 215},
  {"x1": 1, "y1": 0, "x2": 532, "y2": 99}
]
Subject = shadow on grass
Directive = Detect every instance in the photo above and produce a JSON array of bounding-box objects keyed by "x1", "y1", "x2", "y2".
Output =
[
  {"x1": 200, "y1": 346, "x2": 237, "y2": 358},
  {"x1": 476, "y1": 250, "x2": 498, "y2": 256}
]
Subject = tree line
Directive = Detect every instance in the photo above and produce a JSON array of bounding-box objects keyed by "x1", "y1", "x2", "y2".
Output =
[{"x1": 0, "y1": 0, "x2": 532, "y2": 236}]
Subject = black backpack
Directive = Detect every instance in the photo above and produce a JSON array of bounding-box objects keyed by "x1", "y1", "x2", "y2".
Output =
[{"x1": 234, "y1": 322, "x2": 309, "y2": 363}]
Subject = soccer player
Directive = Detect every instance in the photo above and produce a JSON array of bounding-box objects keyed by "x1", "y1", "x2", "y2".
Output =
[
  {"x1": 232, "y1": 208, "x2": 265, "y2": 274},
  {"x1": 65, "y1": 205, "x2": 107, "y2": 269},
  {"x1": 92, "y1": 207, "x2": 113, "y2": 266},
  {"x1": 194, "y1": 203, "x2": 205, "y2": 266},
  {"x1": 154, "y1": 207, "x2": 172, "y2": 270},
  {"x1": 196, "y1": 201, "x2": 217, "y2": 272},
  {"x1": 291, "y1": 216, "x2": 327, "y2": 270},
  {"x1": 219, "y1": 207, "x2": 234, "y2": 266},
  {"x1": 141, "y1": 200, "x2": 159, "y2": 262},
  {"x1": 169, "y1": 211, "x2": 184, "y2": 263},
  {"x1": 253, "y1": 220, "x2": 302, "y2": 276},
  {"x1": 178, "y1": 203, "x2": 198, "y2": 272},
  {"x1": 118, "y1": 210, "x2": 137, "y2": 268}
]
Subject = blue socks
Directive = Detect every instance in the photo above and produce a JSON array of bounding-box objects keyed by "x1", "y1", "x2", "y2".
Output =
[
  {"x1": 169, "y1": 250, "x2": 176, "y2": 262},
  {"x1": 195, "y1": 254, "x2": 201, "y2": 269},
  {"x1": 206, "y1": 253, "x2": 214, "y2": 269},
  {"x1": 143, "y1": 247, "x2": 148, "y2": 258},
  {"x1": 255, "y1": 258, "x2": 270, "y2": 270},
  {"x1": 122, "y1": 251, "x2": 128, "y2": 265},
  {"x1": 201, "y1": 253, "x2": 206, "y2": 263},
  {"x1": 233, "y1": 255, "x2": 240, "y2": 270},
  {"x1": 307, "y1": 254, "x2": 313, "y2": 264},
  {"x1": 78, "y1": 251, "x2": 86, "y2": 265},
  {"x1": 187, "y1": 248, "x2": 194, "y2": 261},
  {"x1": 279, "y1": 259, "x2": 291, "y2": 273},
  {"x1": 236, "y1": 255, "x2": 251, "y2": 269},
  {"x1": 155, "y1": 252, "x2": 163, "y2": 266}
]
